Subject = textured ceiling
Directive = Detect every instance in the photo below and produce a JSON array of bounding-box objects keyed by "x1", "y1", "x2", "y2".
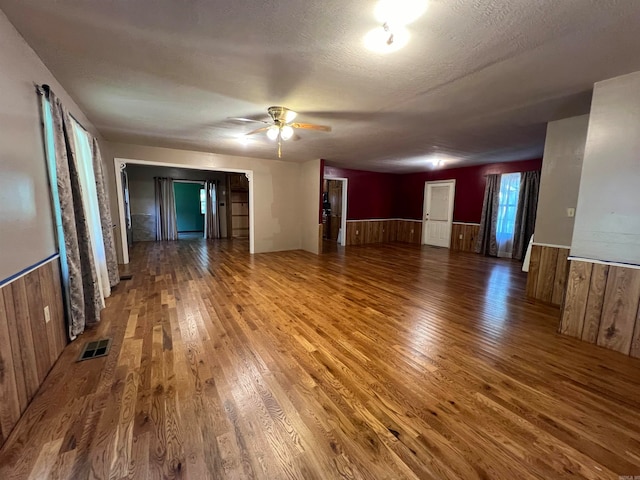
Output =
[{"x1": 2, "y1": 0, "x2": 640, "y2": 172}]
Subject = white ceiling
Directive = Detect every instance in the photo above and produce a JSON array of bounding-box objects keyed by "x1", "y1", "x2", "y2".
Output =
[{"x1": 3, "y1": 0, "x2": 640, "y2": 172}]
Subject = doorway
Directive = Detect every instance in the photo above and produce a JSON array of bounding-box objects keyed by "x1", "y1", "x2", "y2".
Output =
[
  {"x1": 422, "y1": 180, "x2": 455, "y2": 247},
  {"x1": 115, "y1": 158, "x2": 255, "y2": 264},
  {"x1": 173, "y1": 181, "x2": 205, "y2": 239},
  {"x1": 322, "y1": 177, "x2": 348, "y2": 247}
]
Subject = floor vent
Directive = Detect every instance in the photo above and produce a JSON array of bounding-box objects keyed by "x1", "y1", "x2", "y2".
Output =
[{"x1": 78, "y1": 338, "x2": 112, "y2": 362}]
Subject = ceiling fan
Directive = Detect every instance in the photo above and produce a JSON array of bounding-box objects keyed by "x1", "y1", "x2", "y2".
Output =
[{"x1": 230, "y1": 106, "x2": 332, "y2": 158}]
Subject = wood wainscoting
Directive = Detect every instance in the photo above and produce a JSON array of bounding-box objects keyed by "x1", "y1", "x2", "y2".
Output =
[
  {"x1": 345, "y1": 220, "x2": 422, "y2": 246},
  {"x1": 0, "y1": 257, "x2": 67, "y2": 446},
  {"x1": 450, "y1": 223, "x2": 480, "y2": 252},
  {"x1": 560, "y1": 259, "x2": 640, "y2": 358},
  {"x1": 526, "y1": 245, "x2": 570, "y2": 306}
]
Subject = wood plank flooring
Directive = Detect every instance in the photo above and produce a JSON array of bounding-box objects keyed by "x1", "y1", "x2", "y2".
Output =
[{"x1": 1, "y1": 239, "x2": 640, "y2": 479}]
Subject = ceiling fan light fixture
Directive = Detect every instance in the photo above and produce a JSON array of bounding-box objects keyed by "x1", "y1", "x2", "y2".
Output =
[
  {"x1": 375, "y1": 0, "x2": 428, "y2": 27},
  {"x1": 284, "y1": 110, "x2": 298, "y2": 123},
  {"x1": 281, "y1": 125, "x2": 294, "y2": 141},
  {"x1": 266, "y1": 125, "x2": 280, "y2": 141}
]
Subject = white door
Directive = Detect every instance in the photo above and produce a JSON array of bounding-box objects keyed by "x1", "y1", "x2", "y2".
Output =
[{"x1": 422, "y1": 180, "x2": 455, "y2": 247}]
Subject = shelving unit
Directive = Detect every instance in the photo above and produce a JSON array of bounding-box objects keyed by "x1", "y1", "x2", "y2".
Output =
[{"x1": 228, "y1": 173, "x2": 249, "y2": 238}]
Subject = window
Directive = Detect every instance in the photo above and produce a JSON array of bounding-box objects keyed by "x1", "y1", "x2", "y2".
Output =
[
  {"x1": 200, "y1": 188, "x2": 206, "y2": 215},
  {"x1": 495, "y1": 173, "x2": 521, "y2": 258},
  {"x1": 40, "y1": 94, "x2": 110, "y2": 302},
  {"x1": 41, "y1": 97, "x2": 68, "y2": 285}
]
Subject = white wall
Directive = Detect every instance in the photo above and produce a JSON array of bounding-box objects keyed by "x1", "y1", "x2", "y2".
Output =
[
  {"x1": 300, "y1": 159, "x2": 321, "y2": 254},
  {"x1": 108, "y1": 143, "x2": 316, "y2": 256},
  {"x1": 534, "y1": 114, "x2": 589, "y2": 247},
  {"x1": 571, "y1": 71, "x2": 640, "y2": 265},
  {"x1": 0, "y1": 10, "x2": 101, "y2": 281}
]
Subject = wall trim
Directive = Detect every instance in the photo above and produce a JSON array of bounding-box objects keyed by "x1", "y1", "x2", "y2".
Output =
[
  {"x1": 533, "y1": 242, "x2": 571, "y2": 249},
  {"x1": 0, "y1": 253, "x2": 60, "y2": 289},
  {"x1": 346, "y1": 218, "x2": 422, "y2": 223},
  {"x1": 568, "y1": 256, "x2": 640, "y2": 271},
  {"x1": 452, "y1": 222, "x2": 481, "y2": 226}
]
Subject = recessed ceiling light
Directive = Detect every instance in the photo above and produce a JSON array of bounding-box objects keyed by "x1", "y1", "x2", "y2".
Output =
[
  {"x1": 375, "y1": 0, "x2": 428, "y2": 27},
  {"x1": 364, "y1": 25, "x2": 410, "y2": 53}
]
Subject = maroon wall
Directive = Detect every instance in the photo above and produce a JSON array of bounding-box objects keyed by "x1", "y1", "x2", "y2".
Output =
[
  {"x1": 324, "y1": 165, "x2": 397, "y2": 220},
  {"x1": 395, "y1": 158, "x2": 543, "y2": 222}
]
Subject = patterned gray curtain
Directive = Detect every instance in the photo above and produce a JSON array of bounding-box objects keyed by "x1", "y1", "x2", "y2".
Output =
[
  {"x1": 155, "y1": 177, "x2": 179, "y2": 241},
  {"x1": 205, "y1": 180, "x2": 220, "y2": 239},
  {"x1": 475, "y1": 174, "x2": 501, "y2": 256},
  {"x1": 513, "y1": 170, "x2": 541, "y2": 261},
  {"x1": 91, "y1": 138, "x2": 119, "y2": 287},
  {"x1": 49, "y1": 91, "x2": 103, "y2": 339}
]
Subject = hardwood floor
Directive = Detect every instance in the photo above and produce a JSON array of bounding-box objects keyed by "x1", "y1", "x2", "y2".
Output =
[{"x1": 1, "y1": 239, "x2": 639, "y2": 479}]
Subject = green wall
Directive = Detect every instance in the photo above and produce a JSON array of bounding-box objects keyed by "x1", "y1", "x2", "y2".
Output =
[{"x1": 174, "y1": 182, "x2": 204, "y2": 232}]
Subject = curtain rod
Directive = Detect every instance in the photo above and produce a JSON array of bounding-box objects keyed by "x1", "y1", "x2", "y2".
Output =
[
  {"x1": 35, "y1": 83, "x2": 90, "y2": 135},
  {"x1": 483, "y1": 169, "x2": 540, "y2": 177},
  {"x1": 154, "y1": 177, "x2": 219, "y2": 183},
  {"x1": 35, "y1": 83, "x2": 50, "y2": 96}
]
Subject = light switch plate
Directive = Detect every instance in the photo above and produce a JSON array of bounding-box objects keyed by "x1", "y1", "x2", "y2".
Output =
[
  {"x1": 44, "y1": 305, "x2": 51, "y2": 323},
  {"x1": 567, "y1": 207, "x2": 575, "y2": 218}
]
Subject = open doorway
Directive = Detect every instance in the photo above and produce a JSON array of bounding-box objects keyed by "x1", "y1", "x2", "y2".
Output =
[
  {"x1": 115, "y1": 159, "x2": 253, "y2": 264},
  {"x1": 173, "y1": 180, "x2": 205, "y2": 239},
  {"x1": 322, "y1": 177, "x2": 348, "y2": 248}
]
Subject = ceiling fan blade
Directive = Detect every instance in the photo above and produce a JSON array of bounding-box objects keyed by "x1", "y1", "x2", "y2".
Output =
[
  {"x1": 245, "y1": 126, "x2": 270, "y2": 135},
  {"x1": 290, "y1": 122, "x2": 332, "y2": 132},
  {"x1": 228, "y1": 117, "x2": 270, "y2": 124}
]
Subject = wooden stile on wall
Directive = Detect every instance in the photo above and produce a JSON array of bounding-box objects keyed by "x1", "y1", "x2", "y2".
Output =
[
  {"x1": 559, "y1": 259, "x2": 640, "y2": 358},
  {"x1": 0, "y1": 258, "x2": 67, "y2": 446},
  {"x1": 525, "y1": 245, "x2": 570, "y2": 307}
]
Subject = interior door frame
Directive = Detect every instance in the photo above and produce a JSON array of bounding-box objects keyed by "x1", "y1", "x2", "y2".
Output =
[
  {"x1": 323, "y1": 176, "x2": 348, "y2": 247},
  {"x1": 422, "y1": 179, "x2": 456, "y2": 247},
  {"x1": 172, "y1": 179, "x2": 206, "y2": 239},
  {"x1": 114, "y1": 157, "x2": 254, "y2": 264}
]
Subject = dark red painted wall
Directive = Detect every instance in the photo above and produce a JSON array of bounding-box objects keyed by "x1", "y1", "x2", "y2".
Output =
[
  {"x1": 324, "y1": 159, "x2": 542, "y2": 223},
  {"x1": 323, "y1": 165, "x2": 397, "y2": 220},
  {"x1": 395, "y1": 158, "x2": 543, "y2": 222}
]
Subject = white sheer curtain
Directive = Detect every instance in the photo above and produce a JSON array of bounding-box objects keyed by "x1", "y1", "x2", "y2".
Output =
[
  {"x1": 496, "y1": 173, "x2": 521, "y2": 258},
  {"x1": 71, "y1": 120, "x2": 110, "y2": 301}
]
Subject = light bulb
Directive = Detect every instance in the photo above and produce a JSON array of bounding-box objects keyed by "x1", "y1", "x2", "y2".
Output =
[
  {"x1": 284, "y1": 110, "x2": 298, "y2": 123},
  {"x1": 281, "y1": 125, "x2": 294, "y2": 141},
  {"x1": 375, "y1": 0, "x2": 428, "y2": 27},
  {"x1": 364, "y1": 25, "x2": 410, "y2": 53},
  {"x1": 266, "y1": 125, "x2": 279, "y2": 141}
]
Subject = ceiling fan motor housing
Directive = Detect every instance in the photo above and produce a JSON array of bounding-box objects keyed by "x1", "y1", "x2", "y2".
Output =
[{"x1": 268, "y1": 106, "x2": 292, "y2": 125}]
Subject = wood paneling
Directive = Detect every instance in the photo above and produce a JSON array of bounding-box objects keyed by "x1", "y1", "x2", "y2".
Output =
[
  {"x1": 450, "y1": 223, "x2": 480, "y2": 252},
  {"x1": 395, "y1": 220, "x2": 421, "y2": 244},
  {"x1": 346, "y1": 220, "x2": 396, "y2": 246},
  {"x1": 345, "y1": 220, "x2": 422, "y2": 246},
  {"x1": 559, "y1": 259, "x2": 640, "y2": 358},
  {"x1": 2, "y1": 240, "x2": 640, "y2": 478},
  {"x1": 525, "y1": 245, "x2": 570, "y2": 306},
  {"x1": 581, "y1": 264, "x2": 609, "y2": 343},
  {"x1": 560, "y1": 261, "x2": 593, "y2": 338},
  {"x1": 551, "y1": 248, "x2": 570, "y2": 306},
  {"x1": 0, "y1": 259, "x2": 66, "y2": 446},
  {"x1": 596, "y1": 267, "x2": 640, "y2": 354}
]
